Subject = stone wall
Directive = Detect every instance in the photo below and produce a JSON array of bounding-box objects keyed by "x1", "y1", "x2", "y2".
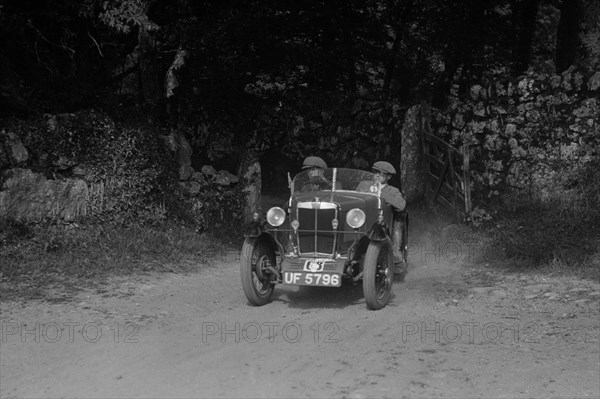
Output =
[
  {"x1": 0, "y1": 168, "x2": 88, "y2": 222},
  {"x1": 432, "y1": 67, "x2": 600, "y2": 202},
  {"x1": 0, "y1": 111, "x2": 242, "y2": 225}
]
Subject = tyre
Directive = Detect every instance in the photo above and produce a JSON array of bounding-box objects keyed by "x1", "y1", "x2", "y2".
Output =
[
  {"x1": 240, "y1": 237, "x2": 276, "y2": 306},
  {"x1": 363, "y1": 239, "x2": 394, "y2": 310}
]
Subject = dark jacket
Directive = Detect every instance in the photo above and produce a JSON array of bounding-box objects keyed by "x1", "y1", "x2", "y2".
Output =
[{"x1": 355, "y1": 181, "x2": 406, "y2": 211}]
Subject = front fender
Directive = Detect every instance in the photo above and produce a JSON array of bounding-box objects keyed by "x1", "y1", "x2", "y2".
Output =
[
  {"x1": 368, "y1": 221, "x2": 390, "y2": 242},
  {"x1": 244, "y1": 219, "x2": 269, "y2": 237},
  {"x1": 243, "y1": 231, "x2": 284, "y2": 266}
]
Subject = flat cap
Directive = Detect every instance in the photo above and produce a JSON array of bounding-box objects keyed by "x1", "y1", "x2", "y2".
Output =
[
  {"x1": 372, "y1": 161, "x2": 396, "y2": 175},
  {"x1": 302, "y1": 156, "x2": 328, "y2": 169}
]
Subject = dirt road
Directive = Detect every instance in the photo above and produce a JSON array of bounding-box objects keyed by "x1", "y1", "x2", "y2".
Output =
[{"x1": 1, "y1": 228, "x2": 599, "y2": 398}]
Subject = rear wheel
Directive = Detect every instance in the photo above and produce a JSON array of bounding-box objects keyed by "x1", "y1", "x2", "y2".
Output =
[
  {"x1": 363, "y1": 239, "x2": 394, "y2": 310},
  {"x1": 240, "y1": 238, "x2": 276, "y2": 306}
]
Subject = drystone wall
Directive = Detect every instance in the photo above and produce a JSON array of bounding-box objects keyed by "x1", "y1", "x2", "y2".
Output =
[
  {"x1": 0, "y1": 111, "x2": 242, "y2": 225},
  {"x1": 432, "y1": 67, "x2": 599, "y2": 203}
]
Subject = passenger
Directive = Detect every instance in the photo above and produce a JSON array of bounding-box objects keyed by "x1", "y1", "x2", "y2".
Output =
[
  {"x1": 356, "y1": 161, "x2": 407, "y2": 280},
  {"x1": 356, "y1": 161, "x2": 406, "y2": 211}
]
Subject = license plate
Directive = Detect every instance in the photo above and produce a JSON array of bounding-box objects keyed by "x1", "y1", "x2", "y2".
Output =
[{"x1": 282, "y1": 272, "x2": 341, "y2": 287}]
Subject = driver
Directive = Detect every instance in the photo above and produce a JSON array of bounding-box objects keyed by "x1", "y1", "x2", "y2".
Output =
[{"x1": 300, "y1": 156, "x2": 337, "y2": 191}]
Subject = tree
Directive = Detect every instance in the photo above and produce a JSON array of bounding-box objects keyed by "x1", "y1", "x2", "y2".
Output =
[
  {"x1": 512, "y1": 0, "x2": 541, "y2": 75},
  {"x1": 556, "y1": 0, "x2": 583, "y2": 72},
  {"x1": 579, "y1": 0, "x2": 600, "y2": 70}
]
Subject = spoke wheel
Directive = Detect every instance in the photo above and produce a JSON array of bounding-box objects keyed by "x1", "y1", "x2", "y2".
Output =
[
  {"x1": 363, "y1": 239, "x2": 393, "y2": 310},
  {"x1": 240, "y1": 238, "x2": 275, "y2": 306}
]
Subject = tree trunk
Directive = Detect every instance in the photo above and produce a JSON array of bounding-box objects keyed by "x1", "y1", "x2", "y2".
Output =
[
  {"x1": 237, "y1": 148, "x2": 262, "y2": 223},
  {"x1": 320, "y1": 0, "x2": 341, "y2": 90},
  {"x1": 580, "y1": 0, "x2": 600, "y2": 69},
  {"x1": 137, "y1": 24, "x2": 161, "y2": 108},
  {"x1": 432, "y1": 0, "x2": 487, "y2": 107},
  {"x1": 340, "y1": 3, "x2": 357, "y2": 92},
  {"x1": 382, "y1": 1, "x2": 414, "y2": 100},
  {"x1": 175, "y1": 132, "x2": 193, "y2": 181},
  {"x1": 512, "y1": 0, "x2": 540, "y2": 75},
  {"x1": 556, "y1": 0, "x2": 582, "y2": 72},
  {"x1": 400, "y1": 104, "x2": 426, "y2": 204}
]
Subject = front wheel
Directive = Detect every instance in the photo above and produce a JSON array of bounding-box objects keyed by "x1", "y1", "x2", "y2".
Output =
[
  {"x1": 363, "y1": 239, "x2": 394, "y2": 310},
  {"x1": 240, "y1": 238, "x2": 276, "y2": 306}
]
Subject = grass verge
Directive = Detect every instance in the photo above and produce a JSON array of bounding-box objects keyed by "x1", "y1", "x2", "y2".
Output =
[
  {"x1": 458, "y1": 163, "x2": 600, "y2": 282},
  {"x1": 0, "y1": 219, "x2": 245, "y2": 301}
]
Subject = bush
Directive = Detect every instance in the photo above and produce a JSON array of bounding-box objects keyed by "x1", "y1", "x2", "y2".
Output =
[
  {"x1": 174, "y1": 169, "x2": 245, "y2": 238},
  {"x1": 3, "y1": 110, "x2": 180, "y2": 225},
  {"x1": 83, "y1": 124, "x2": 179, "y2": 225}
]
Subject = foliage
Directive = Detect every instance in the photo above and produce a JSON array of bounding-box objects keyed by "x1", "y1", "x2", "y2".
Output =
[
  {"x1": 175, "y1": 169, "x2": 245, "y2": 236},
  {"x1": 0, "y1": 0, "x2": 129, "y2": 114},
  {"x1": 95, "y1": 0, "x2": 156, "y2": 34},
  {"x1": 487, "y1": 159, "x2": 600, "y2": 269},
  {"x1": 2, "y1": 0, "x2": 598, "y2": 111},
  {"x1": 86, "y1": 126, "x2": 177, "y2": 225},
  {"x1": 2, "y1": 0, "x2": 598, "y2": 170},
  {"x1": 4, "y1": 110, "x2": 180, "y2": 225}
]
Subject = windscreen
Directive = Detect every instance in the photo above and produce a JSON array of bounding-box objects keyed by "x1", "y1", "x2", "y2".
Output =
[{"x1": 291, "y1": 168, "x2": 375, "y2": 193}]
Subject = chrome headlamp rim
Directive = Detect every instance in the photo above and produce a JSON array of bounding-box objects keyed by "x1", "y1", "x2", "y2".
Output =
[
  {"x1": 346, "y1": 208, "x2": 366, "y2": 228},
  {"x1": 266, "y1": 206, "x2": 286, "y2": 227}
]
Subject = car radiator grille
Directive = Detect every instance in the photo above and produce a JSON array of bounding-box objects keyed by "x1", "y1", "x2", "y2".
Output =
[{"x1": 297, "y1": 208, "x2": 336, "y2": 255}]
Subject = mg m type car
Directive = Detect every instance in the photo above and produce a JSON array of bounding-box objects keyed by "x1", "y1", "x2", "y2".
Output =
[{"x1": 240, "y1": 168, "x2": 408, "y2": 310}]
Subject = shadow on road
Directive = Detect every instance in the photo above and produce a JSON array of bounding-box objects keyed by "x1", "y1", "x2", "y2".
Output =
[{"x1": 273, "y1": 281, "x2": 367, "y2": 309}]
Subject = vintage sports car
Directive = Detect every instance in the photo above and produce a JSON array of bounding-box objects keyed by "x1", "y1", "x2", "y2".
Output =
[{"x1": 240, "y1": 167, "x2": 408, "y2": 310}]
